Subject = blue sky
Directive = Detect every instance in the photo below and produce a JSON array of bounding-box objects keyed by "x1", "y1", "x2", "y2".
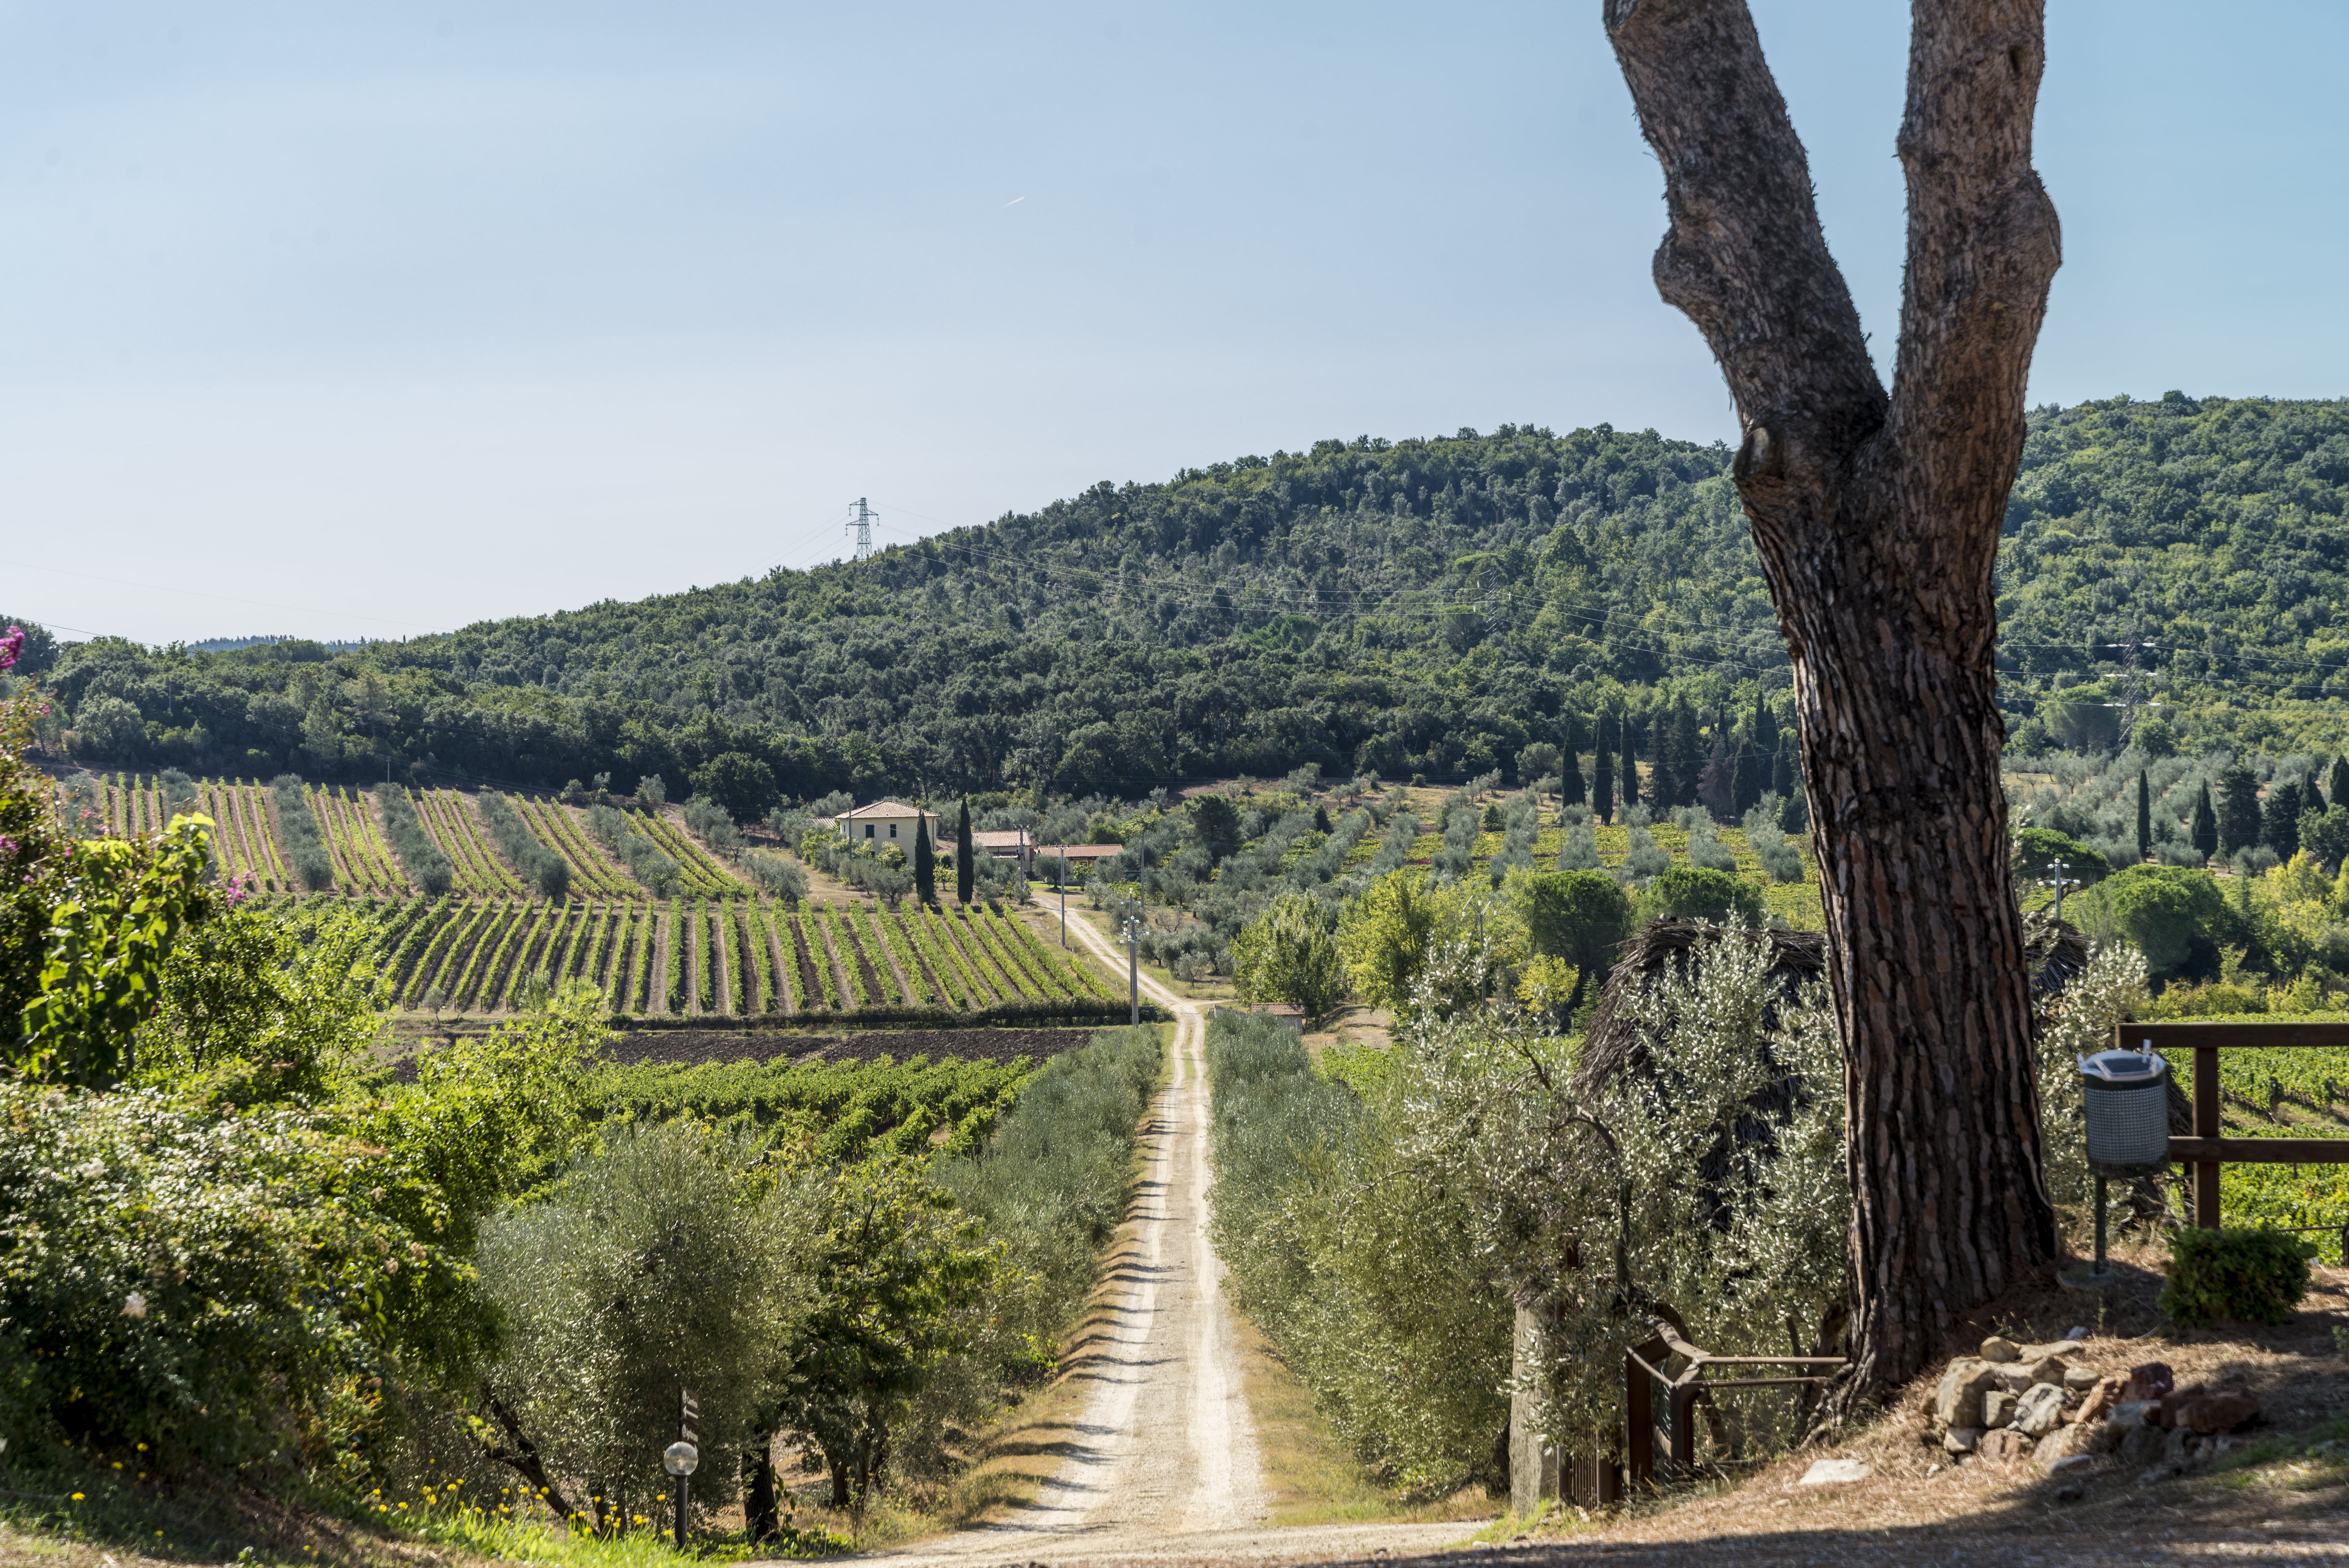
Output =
[{"x1": 5, "y1": 1, "x2": 2345, "y2": 645}]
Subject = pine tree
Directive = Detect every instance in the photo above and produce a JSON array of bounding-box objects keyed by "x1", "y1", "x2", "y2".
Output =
[
  {"x1": 2216, "y1": 766, "x2": 2263, "y2": 856},
  {"x1": 914, "y1": 813, "x2": 937, "y2": 903},
  {"x1": 955, "y1": 800, "x2": 975, "y2": 904},
  {"x1": 2190, "y1": 781, "x2": 2219, "y2": 861},
  {"x1": 1593, "y1": 715, "x2": 1616, "y2": 825},
  {"x1": 1621, "y1": 714, "x2": 1641, "y2": 807},
  {"x1": 2135, "y1": 770, "x2": 2151, "y2": 864}
]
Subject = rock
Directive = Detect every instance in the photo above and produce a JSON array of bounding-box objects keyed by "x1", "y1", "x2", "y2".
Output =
[
  {"x1": 2014, "y1": 1383, "x2": 2069, "y2": 1438},
  {"x1": 1979, "y1": 1429, "x2": 2035, "y2": 1463},
  {"x1": 2033, "y1": 1422, "x2": 2099, "y2": 1471},
  {"x1": 2045, "y1": 1454, "x2": 2097, "y2": 1480},
  {"x1": 2119, "y1": 1422, "x2": 2168, "y2": 1467},
  {"x1": 2053, "y1": 1481, "x2": 2085, "y2": 1502},
  {"x1": 2178, "y1": 1390, "x2": 2260, "y2": 1434},
  {"x1": 2064, "y1": 1325, "x2": 2090, "y2": 1340},
  {"x1": 1943, "y1": 1425, "x2": 1984, "y2": 1454},
  {"x1": 1980, "y1": 1335, "x2": 2022, "y2": 1363},
  {"x1": 1983, "y1": 1390, "x2": 2017, "y2": 1429},
  {"x1": 2063, "y1": 1365, "x2": 2102, "y2": 1392},
  {"x1": 2073, "y1": 1375, "x2": 2124, "y2": 1426},
  {"x1": 1934, "y1": 1359, "x2": 2000, "y2": 1429},
  {"x1": 2111, "y1": 1400, "x2": 2153, "y2": 1427},
  {"x1": 2161, "y1": 1427, "x2": 2206, "y2": 1471},
  {"x1": 2155, "y1": 1383, "x2": 2205, "y2": 1430},
  {"x1": 2123, "y1": 1361, "x2": 2174, "y2": 1403},
  {"x1": 2022, "y1": 1354, "x2": 2070, "y2": 1387},
  {"x1": 1990, "y1": 1364, "x2": 2034, "y2": 1395},
  {"x1": 1798, "y1": 1458, "x2": 1871, "y2": 1485}
]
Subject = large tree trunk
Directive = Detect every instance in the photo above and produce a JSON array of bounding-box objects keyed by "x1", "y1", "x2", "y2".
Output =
[{"x1": 1604, "y1": 0, "x2": 2063, "y2": 1405}]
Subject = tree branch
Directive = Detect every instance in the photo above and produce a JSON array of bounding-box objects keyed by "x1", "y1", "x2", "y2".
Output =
[{"x1": 1605, "y1": 0, "x2": 1886, "y2": 501}]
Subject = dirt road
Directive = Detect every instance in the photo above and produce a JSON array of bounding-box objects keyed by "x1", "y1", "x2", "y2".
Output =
[{"x1": 861, "y1": 915, "x2": 1487, "y2": 1566}]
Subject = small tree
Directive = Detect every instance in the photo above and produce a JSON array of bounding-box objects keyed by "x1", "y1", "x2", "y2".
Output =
[
  {"x1": 1644, "y1": 866, "x2": 1766, "y2": 928},
  {"x1": 954, "y1": 801, "x2": 975, "y2": 905},
  {"x1": 2216, "y1": 766, "x2": 2264, "y2": 856},
  {"x1": 1512, "y1": 868, "x2": 1632, "y2": 1009},
  {"x1": 690, "y1": 752, "x2": 780, "y2": 824},
  {"x1": 1232, "y1": 892, "x2": 1349, "y2": 1023},
  {"x1": 1191, "y1": 793, "x2": 1242, "y2": 860},
  {"x1": 1620, "y1": 714, "x2": 1643, "y2": 807},
  {"x1": 636, "y1": 773, "x2": 667, "y2": 810},
  {"x1": 2263, "y1": 779, "x2": 2304, "y2": 861},
  {"x1": 786, "y1": 1156, "x2": 994, "y2": 1511},
  {"x1": 913, "y1": 815, "x2": 937, "y2": 903},
  {"x1": 2192, "y1": 781, "x2": 2221, "y2": 861},
  {"x1": 2136, "y1": 769, "x2": 2153, "y2": 864},
  {"x1": 1592, "y1": 718, "x2": 1616, "y2": 825}
]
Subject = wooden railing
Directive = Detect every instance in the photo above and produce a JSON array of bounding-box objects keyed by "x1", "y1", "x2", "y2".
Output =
[
  {"x1": 2125, "y1": 1023, "x2": 2349, "y2": 1230},
  {"x1": 1623, "y1": 1320, "x2": 1844, "y2": 1489}
]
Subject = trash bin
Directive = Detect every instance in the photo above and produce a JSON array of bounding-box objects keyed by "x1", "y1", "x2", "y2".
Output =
[{"x1": 2078, "y1": 1044, "x2": 2171, "y2": 1170}]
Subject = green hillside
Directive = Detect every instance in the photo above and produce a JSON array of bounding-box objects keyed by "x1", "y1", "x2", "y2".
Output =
[{"x1": 14, "y1": 392, "x2": 2349, "y2": 800}]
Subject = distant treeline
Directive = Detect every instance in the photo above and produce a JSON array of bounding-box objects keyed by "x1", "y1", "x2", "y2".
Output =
[{"x1": 20, "y1": 394, "x2": 2349, "y2": 802}]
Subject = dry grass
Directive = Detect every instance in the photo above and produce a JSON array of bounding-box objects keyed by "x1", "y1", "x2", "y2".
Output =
[{"x1": 1228, "y1": 1306, "x2": 1494, "y2": 1529}]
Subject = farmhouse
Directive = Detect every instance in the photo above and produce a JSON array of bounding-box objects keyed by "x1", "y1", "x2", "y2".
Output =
[{"x1": 825, "y1": 799, "x2": 940, "y2": 848}]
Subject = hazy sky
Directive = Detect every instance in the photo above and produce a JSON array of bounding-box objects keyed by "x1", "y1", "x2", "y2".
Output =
[{"x1": 6, "y1": 2, "x2": 2345, "y2": 646}]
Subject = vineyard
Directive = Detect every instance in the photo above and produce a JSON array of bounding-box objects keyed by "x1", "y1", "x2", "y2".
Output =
[
  {"x1": 374, "y1": 895, "x2": 1127, "y2": 1019},
  {"x1": 73, "y1": 771, "x2": 1126, "y2": 1021},
  {"x1": 2156, "y1": 1028, "x2": 2349, "y2": 1263}
]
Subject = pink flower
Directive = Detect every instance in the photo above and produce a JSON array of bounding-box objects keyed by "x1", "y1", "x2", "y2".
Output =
[{"x1": 0, "y1": 625, "x2": 21, "y2": 671}]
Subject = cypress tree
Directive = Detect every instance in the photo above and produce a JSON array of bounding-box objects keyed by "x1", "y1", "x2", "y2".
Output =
[
  {"x1": 2331, "y1": 755, "x2": 2349, "y2": 811},
  {"x1": 955, "y1": 799, "x2": 975, "y2": 904},
  {"x1": 2309, "y1": 772, "x2": 2329, "y2": 814},
  {"x1": 1558, "y1": 716, "x2": 1588, "y2": 807},
  {"x1": 2263, "y1": 779, "x2": 2303, "y2": 861},
  {"x1": 1593, "y1": 715, "x2": 1616, "y2": 825},
  {"x1": 1771, "y1": 731, "x2": 1798, "y2": 798},
  {"x1": 1668, "y1": 698, "x2": 1704, "y2": 808},
  {"x1": 914, "y1": 813, "x2": 937, "y2": 903},
  {"x1": 1732, "y1": 688, "x2": 1775, "y2": 817},
  {"x1": 2190, "y1": 781, "x2": 2219, "y2": 861},
  {"x1": 1621, "y1": 715, "x2": 1641, "y2": 807},
  {"x1": 2135, "y1": 769, "x2": 2151, "y2": 864},
  {"x1": 2216, "y1": 766, "x2": 2263, "y2": 856}
]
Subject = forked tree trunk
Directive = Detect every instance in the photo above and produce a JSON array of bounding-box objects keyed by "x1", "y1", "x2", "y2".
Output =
[{"x1": 1604, "y1": 0, "x2": 2063, "y2": 1406}]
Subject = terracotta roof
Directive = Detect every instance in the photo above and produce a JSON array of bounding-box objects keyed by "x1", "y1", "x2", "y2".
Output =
[{"x1": 832, "y1": 800, "x2": 932, "y2": 820}]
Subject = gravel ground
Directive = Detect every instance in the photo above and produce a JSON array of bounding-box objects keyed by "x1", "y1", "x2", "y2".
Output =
[{"x1": 862, "y1": 931, "x2": 1492, "y2": 1568}]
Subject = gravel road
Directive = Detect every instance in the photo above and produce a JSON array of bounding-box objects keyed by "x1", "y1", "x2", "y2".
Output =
[{"x1": 861, "y1": 916, "x2": 1489, "y2": 1566}]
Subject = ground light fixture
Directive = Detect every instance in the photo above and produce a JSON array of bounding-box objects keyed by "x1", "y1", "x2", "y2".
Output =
[
  {"x1": 2064, "y1": 1042, "x2": 2173, "y2": 1292},
  {"x1": 662, "y1": 1441, "x2": 698, "y2": 1549}
]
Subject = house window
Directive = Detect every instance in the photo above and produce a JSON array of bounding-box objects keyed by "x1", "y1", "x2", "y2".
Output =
[
  {"x1": 864, "y1": 824, "x2": 873, "y2": 839},
  {"x1": 889, "y1": 822, "x2": 898, "y2": 838}
]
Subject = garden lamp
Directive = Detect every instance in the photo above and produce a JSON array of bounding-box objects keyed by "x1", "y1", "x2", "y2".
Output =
[{"x1": 663, "y1": 1440, "x2": 698, "y2": 1548}]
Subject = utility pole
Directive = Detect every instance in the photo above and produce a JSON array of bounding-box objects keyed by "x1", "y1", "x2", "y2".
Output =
[
  {"x1": 847, "y1": 497, "x2": 877, "y2": 561},
  {"x1": 1122, "y1": 900, "x2": 1140, "y2": 1025},
  {"x1": 2046, "y1": 857, "x2": 2075, "y2": 922}
]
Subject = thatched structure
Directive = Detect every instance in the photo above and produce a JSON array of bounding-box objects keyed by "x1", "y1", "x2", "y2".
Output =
[{"x1": 1577, "y1": 911, "x2": 2098, "y2": 1098}]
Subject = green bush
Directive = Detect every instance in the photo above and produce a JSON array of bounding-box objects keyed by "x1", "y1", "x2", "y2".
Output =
[
  {"x1": 2160, "y1": 1225, "x2": 2318, "y2": 1326},
  {"x1": 1643, "y1": 865, "x2": 1765, "y2": 926}
]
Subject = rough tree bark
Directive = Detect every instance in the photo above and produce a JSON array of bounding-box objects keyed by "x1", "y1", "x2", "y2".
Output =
[{"x1": 1604, "y1": 0, "x2": 2063, "y2": 1406}]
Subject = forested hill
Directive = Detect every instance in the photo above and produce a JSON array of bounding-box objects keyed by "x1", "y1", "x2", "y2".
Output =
[{"x1": 16, "y1": 393, "x2": 2349, "y2": 803}]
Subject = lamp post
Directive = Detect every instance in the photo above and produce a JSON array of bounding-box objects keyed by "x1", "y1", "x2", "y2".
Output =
[
  {"x1": 2044, "y1": 857, "x2": 2074, "y2": 921},
  {"x1": 663, "y1": 1441, "x2": 698, "y2": 1549}
]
